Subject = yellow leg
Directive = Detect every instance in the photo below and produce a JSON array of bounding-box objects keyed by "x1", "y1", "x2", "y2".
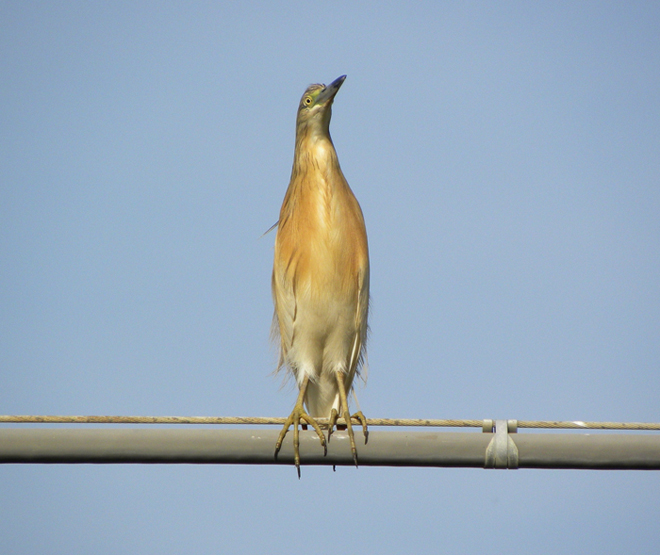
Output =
[{"x1": 274, "y1": 375, "x2": 327, "y2": 477}]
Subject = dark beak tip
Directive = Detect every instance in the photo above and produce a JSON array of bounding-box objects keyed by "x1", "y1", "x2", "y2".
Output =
[
  {"x1": 331, "y1": 75, "x2": 347, "y2": 89},
  {"x1": 315, "y1": 75, "x2": 347, "y2": 104}
]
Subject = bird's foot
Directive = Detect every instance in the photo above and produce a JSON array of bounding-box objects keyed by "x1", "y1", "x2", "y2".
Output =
[
  {"x1": 274, "y1": 404, "x2": 326, "y2": 478},
  {"x1": 327, "y1": 407, "x2": 365, "y2": 467}
]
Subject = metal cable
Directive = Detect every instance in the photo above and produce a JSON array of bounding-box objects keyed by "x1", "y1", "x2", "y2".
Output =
[
  {"x1": 0, "y1": 415, "x2": 658, "y2": 430},
  {"x1": 517, "y1": 420, "x2": 660, "y2": 430}
]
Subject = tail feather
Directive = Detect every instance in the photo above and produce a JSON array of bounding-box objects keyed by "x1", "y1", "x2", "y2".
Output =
[{"x1": 305, "y1": 373, "x2": 341, "y2": 417}]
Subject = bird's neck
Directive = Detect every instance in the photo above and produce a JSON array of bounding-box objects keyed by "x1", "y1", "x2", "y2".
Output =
[{"x1": 292, "y1": 131, "x2": 338, "y2": 180}]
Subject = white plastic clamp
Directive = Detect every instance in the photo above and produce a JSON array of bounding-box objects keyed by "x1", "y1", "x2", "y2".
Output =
[{"x1": 484, "y1": 419, "x2": 519, "y2": 469}]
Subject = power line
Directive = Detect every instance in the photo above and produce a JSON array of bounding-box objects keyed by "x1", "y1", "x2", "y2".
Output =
[{"x1": 2, "y1": 414, "x2": 659, "y2": 430}]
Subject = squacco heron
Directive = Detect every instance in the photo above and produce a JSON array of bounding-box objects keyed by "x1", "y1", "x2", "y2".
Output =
[{"x1": 272, "y1": 75, "x2": 369, "y2": 476}]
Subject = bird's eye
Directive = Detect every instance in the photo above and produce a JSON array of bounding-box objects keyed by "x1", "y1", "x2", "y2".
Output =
[{"x1": 304, "y1": 96, "x2": 312, "y2": 106}]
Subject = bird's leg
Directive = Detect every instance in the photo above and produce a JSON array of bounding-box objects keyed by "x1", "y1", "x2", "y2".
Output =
[
  {"x1": 335, "y1": 372, "x2": 359, "y2": 467},
  {"x1": 274, "y1": 375, "x2": 327, "y2": 477}
]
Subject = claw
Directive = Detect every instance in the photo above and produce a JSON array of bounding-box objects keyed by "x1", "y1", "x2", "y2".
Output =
[
  {"x1": 327, "y1": 408, "x2": 339, "y2": 442},
  {"x1": 345, "y1": 411, "x2": 358, "y2": 467},
  {"x1": 352, "y1": 410, "x2": 369, "y2": 444},
  {"x1": 335, "y1": 373, "x2": 359, "y2": 467}
]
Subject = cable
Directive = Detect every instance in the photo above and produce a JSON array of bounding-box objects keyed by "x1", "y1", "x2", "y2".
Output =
[{"x1": 1, "y1": 415, "x2": 658, "y2": 430}]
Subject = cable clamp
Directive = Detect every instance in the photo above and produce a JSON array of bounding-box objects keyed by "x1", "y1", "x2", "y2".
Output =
[{"x1": 483, "y1": 419, "x2": 519, "y2": 469}]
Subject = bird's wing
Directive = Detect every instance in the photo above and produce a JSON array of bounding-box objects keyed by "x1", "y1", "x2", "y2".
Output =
[
  {"x1": 349, "y1": 266, "x2": 370, "y2": 383},
  {"x1": 271, "y1": 261, "x2": 297, "y2": 373}
]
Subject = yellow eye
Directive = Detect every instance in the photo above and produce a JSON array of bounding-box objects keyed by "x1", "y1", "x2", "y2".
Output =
[{"x1": 303, "y1": 96, "x2": 312, "y2": 106}]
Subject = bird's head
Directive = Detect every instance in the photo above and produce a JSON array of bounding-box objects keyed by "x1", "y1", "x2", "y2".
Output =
[{"x1": 295, "y1": 75, "x2": 346, "y2": 135}]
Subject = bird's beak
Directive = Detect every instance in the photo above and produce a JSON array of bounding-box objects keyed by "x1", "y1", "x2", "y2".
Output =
[{"x1": 316, "y1": 75, "x2": 346, "y2": 105}]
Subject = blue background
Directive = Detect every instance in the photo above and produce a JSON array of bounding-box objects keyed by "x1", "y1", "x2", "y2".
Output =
[{"x1": 1, "y1": 2, "x2": 659, "y2": 553}]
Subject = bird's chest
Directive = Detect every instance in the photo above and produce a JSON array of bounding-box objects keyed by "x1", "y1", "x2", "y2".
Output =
[
  {"x1": 302, "y1": 187, "x2": 355, "y2": 252},
  {"x1": 281, "y1": 204, "x2": 356, "y2": 299}
]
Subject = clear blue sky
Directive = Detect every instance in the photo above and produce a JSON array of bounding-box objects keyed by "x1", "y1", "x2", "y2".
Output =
[{"x1": 1, "y1": 2, "x2": 659, "y2": 553}]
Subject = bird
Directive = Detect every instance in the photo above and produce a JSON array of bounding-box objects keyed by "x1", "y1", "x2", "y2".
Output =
[{"x1": 271, "y1": 75, "x2": 370, "y2": 476}]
